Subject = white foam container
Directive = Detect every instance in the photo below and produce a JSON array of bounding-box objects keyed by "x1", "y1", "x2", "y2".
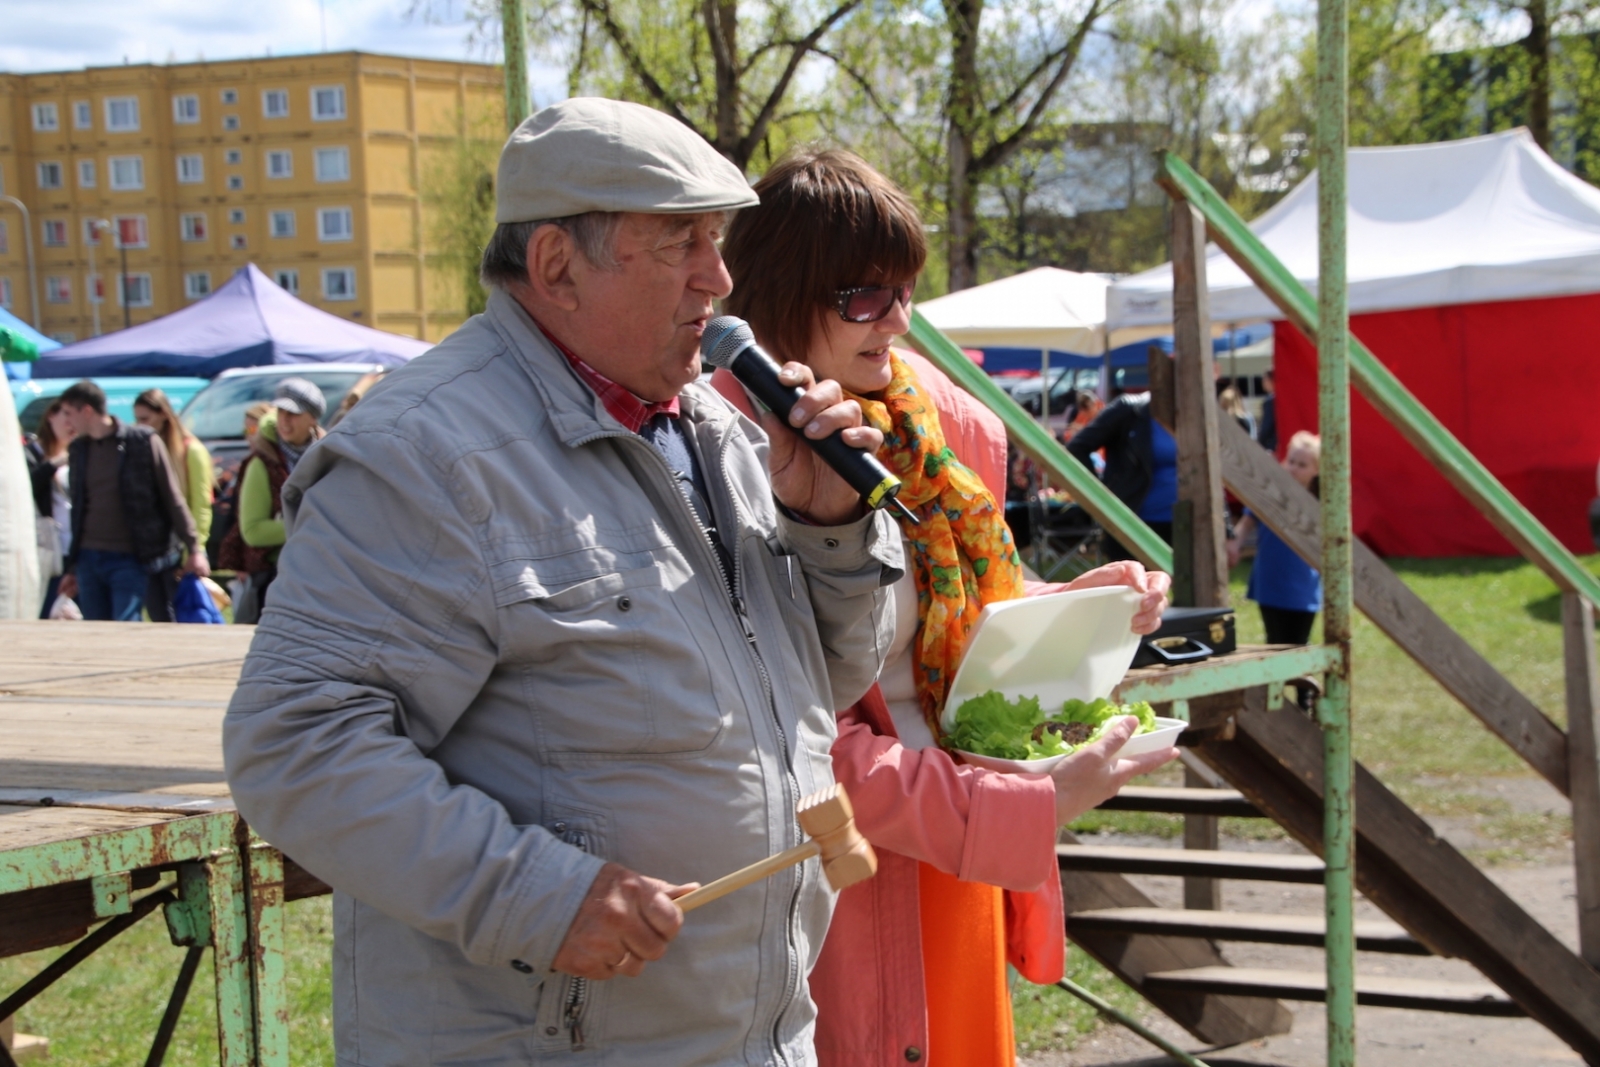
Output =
[{"x1": 942, "y1": 585, "x2": 1183, "y2": 773}]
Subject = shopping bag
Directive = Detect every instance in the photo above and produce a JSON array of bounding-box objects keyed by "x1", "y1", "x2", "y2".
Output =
[{"x1": 174, "y1": 572, "x2": 225, "y2": 624}]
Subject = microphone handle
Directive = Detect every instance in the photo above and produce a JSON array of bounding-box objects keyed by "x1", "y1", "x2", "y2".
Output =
[{"x1": 731, "y1": 349, "x2": 906, "y2": 513}]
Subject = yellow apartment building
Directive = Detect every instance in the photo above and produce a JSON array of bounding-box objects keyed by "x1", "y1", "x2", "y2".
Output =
[{"x1": 0, "y1": 51, "x2": 504, "y2": 345}]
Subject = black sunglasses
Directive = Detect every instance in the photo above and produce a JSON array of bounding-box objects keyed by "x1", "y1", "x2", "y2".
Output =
[{"x1": 831, "y1": 283, "x2": 915, "y2": 323}]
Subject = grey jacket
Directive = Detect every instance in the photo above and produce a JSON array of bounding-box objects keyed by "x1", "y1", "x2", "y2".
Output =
[{"x1": 222, "y1": 291, "x2": 902, "y2": 1067}]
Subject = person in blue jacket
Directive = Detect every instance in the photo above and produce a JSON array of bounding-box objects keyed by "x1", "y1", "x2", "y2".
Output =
[{"x1": 1228, "y1": 431, "x2": 1322, "y2": 644}]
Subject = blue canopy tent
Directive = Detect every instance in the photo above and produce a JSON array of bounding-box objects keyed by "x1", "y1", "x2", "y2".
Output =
[
  {"x1": 35, "y1": 264, "x2": 431, "y2": 378},
  {"x1": 1, "y1": 308, "x2": 60, "y2": 381}
]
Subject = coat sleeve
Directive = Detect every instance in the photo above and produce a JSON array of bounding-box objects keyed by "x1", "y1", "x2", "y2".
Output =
[
  {"x1": 236, "y1": 456, "x2": 284, "y2": 548},
  {"x1": 1065, "y1": 396, "x2": 1131, "y2": 470},
  {"x1": 830, "y1": 699, "x2": 1058, "y2": 892},
  {"x1": 185, "y1": 440, "x2": 214, "y2": 547},
  {"x1": 222, "y1": 428, "x2": 604, "y2": 974}
]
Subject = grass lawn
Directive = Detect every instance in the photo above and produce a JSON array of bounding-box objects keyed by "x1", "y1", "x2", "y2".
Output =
[{"x1": 5, "y1": 555, "x2": 1596, "y2": 1063}]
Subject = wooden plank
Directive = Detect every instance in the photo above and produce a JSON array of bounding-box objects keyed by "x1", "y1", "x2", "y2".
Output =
[
  {"x1": 1563, "y1": 592, "x2": 1600, "y2": 966},
  {"x1": 1199, "y1": 404, "x2": 1571, "y2": 793},
  {"x1": 1069, "y1": 908, "x2": 1428, "y2": 954},
  {"x1": 0, "y1": 804, "x2": 186, "y2": 853},
  {"x1": 1098, "y1": 786, "x2": 1261, "y2": 818},
  {"x1": 1186, "y1": 691, "x2": 1600, "y2": 1059},
  {"x1": 1183, "y1": 764, "x2": 1222, "y2": 910},
  {"x1": 1170, "y1": 201, "x2": 1228, "y2": 610},
  {"x1": 1059, "y1": 831, "x2": 1293, "y2": 1046},
  {"x1": 1144, "y1": 967, "x2": 1522, "y2": 1016},
  {"x1": 1058, "y1": 844, "x2": 1324, "y2": 883}
]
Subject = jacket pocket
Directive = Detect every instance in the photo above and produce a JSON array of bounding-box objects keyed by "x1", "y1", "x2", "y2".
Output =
[{"x1": 502, "y1": 557, "x2": 726, "y2": 758}]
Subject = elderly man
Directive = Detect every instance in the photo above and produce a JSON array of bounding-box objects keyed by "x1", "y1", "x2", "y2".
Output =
[{"x1": 223, "y1": 98, "x2": 901, "y2": 1065}]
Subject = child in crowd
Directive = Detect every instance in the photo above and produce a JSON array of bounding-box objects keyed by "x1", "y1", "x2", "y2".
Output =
[{"x1": 1228, "y1": 430, "x2": 1322, "y2": 644}]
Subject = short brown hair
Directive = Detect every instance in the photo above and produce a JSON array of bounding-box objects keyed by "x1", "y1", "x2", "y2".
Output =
[{"x1": 722, "y1": 149, "x2": 926, "y2": 364}]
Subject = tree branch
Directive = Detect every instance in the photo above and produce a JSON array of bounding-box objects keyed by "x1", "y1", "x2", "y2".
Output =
[
  {"x1": 812, "y1": 47, "x2": 942, "y2": 170},
  {"x1": 736, "y1": 0, "x2": 864, "y2": 162},
  {"x1": 576, "y1": 0, "x2": 705, "y2": 134}
]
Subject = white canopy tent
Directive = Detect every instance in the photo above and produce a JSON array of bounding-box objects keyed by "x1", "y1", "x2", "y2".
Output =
[
  {"x1": 918, "y1": 266, "x2": 1110, "y2": 354},
  {"x1": 1107, "y1": 129, "x2": 1600, "y2": 329}
]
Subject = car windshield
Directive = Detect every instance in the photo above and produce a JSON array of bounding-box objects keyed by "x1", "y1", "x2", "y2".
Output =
[{"x1": 181, "y1": 371, "x2": 370, "y2": 440}]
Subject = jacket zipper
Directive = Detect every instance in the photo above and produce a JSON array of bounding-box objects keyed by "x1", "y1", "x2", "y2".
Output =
[
  {"x1": 584, "y1": 424, "x2": 803, "y2": 1066},
  {"x1": 562, "y1": 828, "x2": 591, "y2": 1051}
]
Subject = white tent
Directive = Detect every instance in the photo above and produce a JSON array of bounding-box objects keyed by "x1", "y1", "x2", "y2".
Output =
[
  {"x1": 918, "y1": 267, "x2": 1109, "y2": 354},
  {"x1": 1107, "y1": 129, "x2": 1600, "y2": 329}
]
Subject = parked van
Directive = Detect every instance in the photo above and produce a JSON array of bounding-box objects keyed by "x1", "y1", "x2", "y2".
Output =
[{"x1": 10, "y1": 376, "x2": 210, "y2": 434}]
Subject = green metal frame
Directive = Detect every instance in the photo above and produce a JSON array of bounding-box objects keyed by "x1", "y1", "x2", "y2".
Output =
[
  {"x1": 906, "y1": 310, "x2": 1174, "y2": 572},
  {"x1": 0, "y1": 813, "x2": 286, "y2": 1067},
  {"x1": 1114, "y1": 645, "x2": 1342, "y2": 706},
  {"x1": 1155, "y1": 153, "x2": 1600, "y2": 610}
]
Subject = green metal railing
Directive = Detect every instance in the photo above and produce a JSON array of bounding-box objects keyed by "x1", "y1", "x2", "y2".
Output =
[
  {"x1": 1156, "y1": 153, "x2": 1600, "y2": 610},
  {"x1": 906, "y1": 310, "x2": 1174, "y2": 573}
]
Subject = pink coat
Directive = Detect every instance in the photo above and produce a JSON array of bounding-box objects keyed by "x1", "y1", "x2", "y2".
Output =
[{"x1": 710, "y1": 352, "x2": 1065, "y2": 1067}]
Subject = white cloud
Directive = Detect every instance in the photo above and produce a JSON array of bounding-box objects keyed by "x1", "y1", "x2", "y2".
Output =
[{"x1": 0, "y1": 0, "x2": 565, "y2": 101}]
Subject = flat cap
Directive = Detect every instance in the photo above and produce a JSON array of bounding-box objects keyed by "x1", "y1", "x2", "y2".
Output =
[{"x1": 495, "y1": 97, "x2": 759, "y2": 223}]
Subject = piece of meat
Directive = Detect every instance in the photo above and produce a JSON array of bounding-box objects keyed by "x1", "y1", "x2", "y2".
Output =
[{"x1": 1032, "y1": 721, "x2": 1094, "y2": 746}]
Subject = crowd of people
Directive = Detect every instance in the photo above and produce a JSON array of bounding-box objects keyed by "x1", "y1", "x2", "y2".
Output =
[{"x1": 21, "y1": 376, "x2": 331, "y2": 623}]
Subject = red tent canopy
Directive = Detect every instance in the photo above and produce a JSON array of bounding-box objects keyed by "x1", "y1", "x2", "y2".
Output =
[{"x1": 1274, "y1": 292, "x2": 1600, "y2": 557}]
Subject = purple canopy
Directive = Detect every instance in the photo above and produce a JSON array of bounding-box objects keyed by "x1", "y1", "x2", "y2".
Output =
[{"x1": 37, "y1": 264, "x2": 433, "y2": 378}]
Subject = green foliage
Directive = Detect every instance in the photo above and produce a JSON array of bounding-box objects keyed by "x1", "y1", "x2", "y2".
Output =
[
  {"x1": 1012, "y1": 953, "x2": 1144, "y2": 1054},
  {"x1": 420, "y1": 109, "x2": 503, "y2": 320}
]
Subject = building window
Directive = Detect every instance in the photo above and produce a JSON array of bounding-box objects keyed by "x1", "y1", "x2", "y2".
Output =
[
  {"x1": 266, "y1": 150, "x2": 293, "y2": 179},
  {"x1": 42, "y1": 220, "x2": 68, "y2": 247},
  {"x1": 83, "y1": 218, "x2": 105, "y2": 245},
  {"x1": 275, "y1": 269, "x2": 299, "y2": 295},
  {"x1": 173, "y1": 94, "x2": 200, "y2": 124},
  {"x1": 317, "y1": 207, "x2": 353, "y2": 242},
  {"x1": 270, "y1": 210, "x2": 295, "y2": 238},
  {"x1": 226, "y1": 149, "x2": 242, "y2": 165},
  {"x1": 312, "y1": 86, "x2": 346, "y2": 121},
  {"x1": 38, "y1": 162, "x2": 64, "y2": 190},
  {"x1": 227, "y1": 175, "x2": 244, "y2": 190},
  {"x1": 185, "y1": 271, "x2": 211, "y2": 299},
  {"x1": 221, "y1": 88, "x2": 239, "y2": 105},
  {"x1": 73, "y1": 101, "x2": 92, "y2": 129},
  {"x1": 114, "y1": 216, "x2": 149, "y2": 249},
  {"x1": 223, "y1": 115, "x2": 240, "y2": 131},
  {"x1": 105, "y1": 97, "x2": 140, "y2": 132},
  {"x1": 119, "y1": 273, "x2": 153, "y2": 308},
  {"x1": 88, "y1": 274, "x2": 104, "y2": 304},
  {"x1": 177, "y1": 154, "x2": 204, "y2": 184},
  {"x1": 78, "y1": 160, "x2": 96, "y2": 188},
  {"x1": 322, "y1": 267, "x2": 356, "y2": 301},
  {"x1": 180, "y1": 213, "x2": 207, "y2": 242},
  {"x1": 46, "y1": 276, "x2": 72, "y2": 304},
  {"x1": 229, "y1": 208, "x2": 246, "y2": 224},
  {"x1": 314, "y1": 146, "x2": 350, "y2": 183},
  {"x1": 263, "y1": 89, "x2": 289, "y2": 118},
  {"x1": 0, "y1": 277, "x2": 11, "y2": 309},
  {"x1": 109, "y1": 156, "x2": 145, "y2": 191},
  {"x1": 32, "y1": 103, "x2": 59, "y2": 132},
  {"x1": 231, "y1": 234, "x2": 248, "y2": 250}
]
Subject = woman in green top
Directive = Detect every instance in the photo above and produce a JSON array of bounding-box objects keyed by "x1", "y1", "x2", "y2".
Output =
[{"x1": 135, "y1": 388, "x2": 214, "y2": 622}]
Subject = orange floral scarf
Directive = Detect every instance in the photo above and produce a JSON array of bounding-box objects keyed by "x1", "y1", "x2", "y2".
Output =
[{"x1": 852, "y1": 353, "x2": 1025, "y2": 740}]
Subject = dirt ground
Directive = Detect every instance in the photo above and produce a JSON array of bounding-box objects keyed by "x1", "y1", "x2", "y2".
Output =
[{"x1": 1025, "y1": 775, "x2": 1587, "y2": 1067}]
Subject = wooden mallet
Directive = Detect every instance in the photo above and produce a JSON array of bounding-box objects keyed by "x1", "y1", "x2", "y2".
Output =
[{"x1": 677, "y1": 784, "x2": 877, "y2": 913}]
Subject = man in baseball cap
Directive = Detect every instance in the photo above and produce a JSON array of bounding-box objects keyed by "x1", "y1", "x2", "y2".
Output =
[{"x1": 226, "y1": 98, "x2": 901, "y2": 1064}]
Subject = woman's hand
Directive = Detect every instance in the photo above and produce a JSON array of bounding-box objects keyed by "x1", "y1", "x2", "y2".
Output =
[
  {"x1": 1063, "y1": 561, "x2": 1171, "y2": 634},
  {"x1": 1049, "y1": 716, "x2": 1180, "y2": 825}
]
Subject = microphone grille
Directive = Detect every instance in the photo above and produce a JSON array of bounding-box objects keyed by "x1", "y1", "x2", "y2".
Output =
[{"x1": 700, "y1": 315, "x2": 754, "y2": 369}]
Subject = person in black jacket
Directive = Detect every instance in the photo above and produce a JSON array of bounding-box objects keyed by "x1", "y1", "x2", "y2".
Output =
[
  {"x1": 55, "y1": 380, "x2": 208, "y2": 621},
  {"x1": 1066, "y1": 392, "x2": 1178, "y2": 560}
]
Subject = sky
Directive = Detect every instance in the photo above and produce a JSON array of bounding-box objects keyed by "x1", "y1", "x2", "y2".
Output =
[{"x1": 0, "y1": 0, "x2": 567, "y2": 102}]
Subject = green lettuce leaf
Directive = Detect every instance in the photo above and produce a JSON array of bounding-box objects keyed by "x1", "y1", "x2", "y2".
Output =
[{"x1": 946, "y1": 690, "x2": 1044, "y2": 760}]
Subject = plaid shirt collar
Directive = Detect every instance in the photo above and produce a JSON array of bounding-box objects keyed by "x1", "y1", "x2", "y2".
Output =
[{"x1": 534, "y1": 320, "x2": 681, "y2": 434}]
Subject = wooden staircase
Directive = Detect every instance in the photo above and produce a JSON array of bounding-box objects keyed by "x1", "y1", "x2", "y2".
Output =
[{"x1": 1056, "y1": 694, "x2": 1600, "y2": 1060}]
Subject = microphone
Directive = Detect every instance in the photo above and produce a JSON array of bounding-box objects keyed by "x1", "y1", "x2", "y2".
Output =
[{"x1": 701, "y1": 315, "x2": 918, "y2": 525}]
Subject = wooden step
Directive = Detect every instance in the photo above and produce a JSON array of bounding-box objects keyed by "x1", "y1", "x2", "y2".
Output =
[
  {"x1": 1099, "y1": 786, "x2": 1262, "y2": 817},
  {"x1": 1058, "y1": 844, "x2": 1325, "y2": 883},
  {"x1": 1069, "y1": 907, "x2": 1430, "y2": 955},
  {"x1": 1144, "y1": 966, "x2": 1523, "y2": 1016}
]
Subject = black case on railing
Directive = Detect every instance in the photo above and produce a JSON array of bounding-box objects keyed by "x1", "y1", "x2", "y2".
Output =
[{"x1": 1130, "y1": 605, "x2": 1237, "y2": 669}]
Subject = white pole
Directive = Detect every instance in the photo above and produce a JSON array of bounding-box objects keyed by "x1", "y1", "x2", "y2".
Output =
[{"x1": 0, "y1": 195, "x2": 41, "y2": 330}]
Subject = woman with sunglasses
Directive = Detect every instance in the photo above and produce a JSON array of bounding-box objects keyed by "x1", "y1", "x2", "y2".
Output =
[{"x1": 716, "y1": 149, "x2": 1174, "y2": 1067}]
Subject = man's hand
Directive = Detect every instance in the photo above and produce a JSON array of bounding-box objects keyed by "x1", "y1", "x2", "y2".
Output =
[
  {"x1": 184, "y1": 551, "x2": 211, "y2": 579},
  {"x1": 1226, "y1": 537, "x2": 1242, "y2": 569},
  {"x1": 1063, "y1": 561, "x2": 1171, "y2": 634},
  {"x1": 57, "y1": 574, "x2": 78, "y2": 601},
  {"x1": 759, "y1": 363, "x2": 885, "y2": 526},
  {"x1": 551, "y1": 862, "x2": 699, "y2": 980},
  {"x1": 1049, "y1": 716, "x2": 1180, "y2": 825}
]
